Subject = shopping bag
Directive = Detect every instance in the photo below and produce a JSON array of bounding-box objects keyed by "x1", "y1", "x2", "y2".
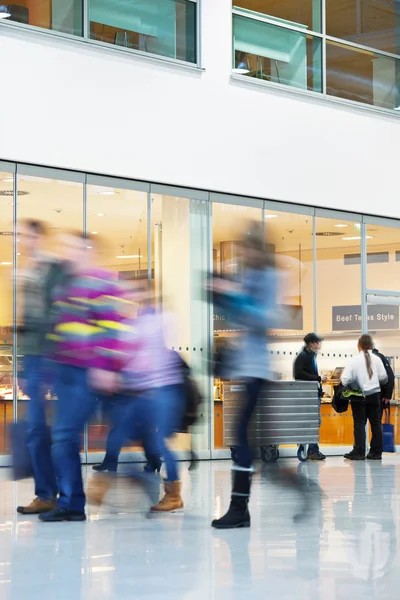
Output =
[
  {"x1": 10, "y1": 421, "x2": 33, "y2": 480},
  {"x1": 383, "y1": 407, "x2": 395, "y2": 453}
]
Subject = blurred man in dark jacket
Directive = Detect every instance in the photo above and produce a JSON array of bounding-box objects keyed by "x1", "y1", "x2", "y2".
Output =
[
  {"x1": 294, "y1": 333, "x2": 327, "y2": 461},
  {"x1": 17, "y1": 220, "x2": 66, "y2": 515}
]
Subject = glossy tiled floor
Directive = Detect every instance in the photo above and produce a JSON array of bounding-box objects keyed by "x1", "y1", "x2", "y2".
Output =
[{"x1": 0, "y1": 457, "x2": 399, "y2": 599}]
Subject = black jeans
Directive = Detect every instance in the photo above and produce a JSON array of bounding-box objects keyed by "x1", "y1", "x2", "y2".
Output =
[
  {"x1": 236, "y1": 378, "x2": 264, "y2": 468},
  {"x1": 351, "y1": 393, "x2": 382, "y2": 455}
]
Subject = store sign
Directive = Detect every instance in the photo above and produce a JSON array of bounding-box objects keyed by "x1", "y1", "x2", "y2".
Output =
[
  {"x1": 213, "y1": 305, "x2": 303, "y2": 331},
  {"x1": 213, "y1": 311, "x2": 239, "y2": 332},
  {"x1": 332, "y1": 305, "x2": 399, "y2": 331}
]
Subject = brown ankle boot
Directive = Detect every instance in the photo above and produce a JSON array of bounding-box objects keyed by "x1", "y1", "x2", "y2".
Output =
[
  {"x1": 86, "y1": 473, "x2": 112, "y2": 506},
  {"x1": 17, "y1": 497, "x2": 57, "y2": 515},
  {"x1": 151, "y1": 481, "x2": 183, "y2": 513}
]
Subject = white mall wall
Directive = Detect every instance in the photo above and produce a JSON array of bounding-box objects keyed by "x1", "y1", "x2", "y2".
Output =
[{"x1": 1, "y1": 0, "x2": 400, "y2": 218}]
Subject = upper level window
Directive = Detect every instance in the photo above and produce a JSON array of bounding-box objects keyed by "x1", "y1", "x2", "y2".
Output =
[
  {"x1": 5, "y1": 1, "x2": 83, "y2": 35},
  {"x1": 235, "y1": 0, "x2": 321, "y2": 32},
  {"x1": 89, "y1": 0, "x2": 196, "y2": 63},
  {"x1": 233, "y1": 12, "x2": 322, "y2": 93},
  {"x1": 232, "y1": 1, "x2": 400, "y2": 112},
  {"x1": 326, "y1": 0, "x2": 400, "y2": 56},
  {"x1": 3, "y1": 0, "x2": 197, "y2": 64}
]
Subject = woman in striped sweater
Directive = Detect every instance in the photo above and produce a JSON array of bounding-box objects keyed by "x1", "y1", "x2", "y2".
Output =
[{"x1": 39, "y1": 232, "x2": 127, "y2": 523}]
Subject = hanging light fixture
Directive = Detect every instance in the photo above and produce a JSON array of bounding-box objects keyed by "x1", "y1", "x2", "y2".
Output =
[{"x1": 0, "y1": 5, "x2": 11, "y2": 18}]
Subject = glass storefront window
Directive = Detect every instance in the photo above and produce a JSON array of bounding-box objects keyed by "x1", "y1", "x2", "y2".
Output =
[
  {"x1": 316, "y1": 215, "x2": 361, "y2": 448},
  {"x1": 234, "y1": 0, "x2": 322, "y2": 33},
  {"x1": 4, "y1": 160, "x2": 400, "y2": 462},
  {"x1": 366, "y1": 221, "x2": 400, "y2": 401},
  {"x1": 89, "y1": 0, "x2": 197, "y2": 63},
  {"x1": 267, "y1": 209, "x2": 314, "y2": 379},
  {"x1": 86, "y1": 179, "x2": 149, "y2": 456},
  {"x1": 0, "y1": 171, "x2": 14, "y2": 455},
  {"x1": 6, "y1": 0, "x2": 83, "y2": 36},
  {"x1": 326, "y1": 40, "x2": 400, "y2": 109},
  {"x1": 326, "y1": 0, "x2": 400, "y2": 56},
  {"x1": 15, "y1": 170, "x2": 84, "y2": 433},
  {"x1": 151, "y1": 190, "x2": 209, "y2": 454},
  {"x1": 212, "y1": 202, "x2": 262, "y2": 450},
  {"x1": 233, "y1": 14, "x2": 322, "y2": 93}
]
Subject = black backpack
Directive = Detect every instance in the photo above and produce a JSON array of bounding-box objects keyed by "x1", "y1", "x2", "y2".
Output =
[
  {"x1": 332, "y1": 383, "x2": 349, "y2": 414},
  {"x1": 172, "y1": 352, "x2": 203, "y2": 432}
]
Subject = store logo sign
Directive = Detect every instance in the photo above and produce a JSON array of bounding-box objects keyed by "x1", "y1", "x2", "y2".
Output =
[
  {"x1": 213, "y1": 305, "x2": 303, "y2": 331},
  {"x1": 332, "y1": 305, "x2": 399, "y2": 331}
]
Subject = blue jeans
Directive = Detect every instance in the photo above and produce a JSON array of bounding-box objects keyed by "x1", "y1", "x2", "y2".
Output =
[
  {"x1": 106, "y1": 392, "x2": 161, "y2": 475},
  {"x1": 52, "y1": 364, "x2": 97, "y2": 512},
  {"x1": 24, "y1": 355, "x2": 57, "y2": 501},
  {"x1": 156, "y1": 384, "x2": 185, "y2": 482}
]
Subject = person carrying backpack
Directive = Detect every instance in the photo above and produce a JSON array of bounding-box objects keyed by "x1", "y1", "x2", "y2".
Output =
[
  {"x1": 342, "y1": 335, "x2": 388, "y2": 461},
  {"x1": 372, "y1": 347, "x2": 395, "y2": 418}
]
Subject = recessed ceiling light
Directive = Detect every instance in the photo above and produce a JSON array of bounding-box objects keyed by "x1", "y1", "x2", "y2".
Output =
[
  {"x1": 342, "y1": 236, "x2": 374, "y2": 241},
  {"x1": 97, "y1": 213, "x2": 105, "y2": 217},
  {"x1": 97, "y1": 191, "x2": 117, "y2": 196},
  {"x1": 334, "y1": 224, "x2": 349, "y2": 228},
  {"x1": 116, "y1": 255, "x2": 142, "y2": 259},
  {"x1": 91, "y1": 231, "x2": 98, "y2": 235},
  {"x1": 17, "y1": 253, "x2": 21, "y2": 256},
  {"x1": 265, "y1": 214, "x2": 277, "y2": 219},
  {"x1": 1, "y1": 177, "x2": 13, "y2": 183},
  {"x1": 87, "y1": 246, "x2": 92, "y2": 249},
  {"x1": 0, "y1": 262, "x2": 12, "y2": 266}
]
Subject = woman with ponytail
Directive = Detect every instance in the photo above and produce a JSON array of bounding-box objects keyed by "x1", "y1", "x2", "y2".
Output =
[{"x1": 341, "y1": 335, "x2": 388, "y2": 460}]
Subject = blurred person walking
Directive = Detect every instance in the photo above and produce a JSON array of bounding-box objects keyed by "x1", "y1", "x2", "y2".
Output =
[
  {"x1": 87, "y1": 293, "x2": 186, "y2": 513},
  {"x1": 342, "y1": 334, "x2": 388, "y2": 461},
  {"x1": 39, "y1": 232, "x2": 126, "y2": 522},
  {"x1": 211, "y1": 223, "x2": 275, "y2": 529},
  {"x1": 16, "y1": 220, "x2": 66, "y2": 515},
  {"x1": 294, "y1": 333, "x2": 327, "y2": 461}
]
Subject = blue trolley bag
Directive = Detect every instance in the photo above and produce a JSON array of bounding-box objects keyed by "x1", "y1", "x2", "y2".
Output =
[{"x1": 383, "y1": 407, "x2": 395, "y2": 453}]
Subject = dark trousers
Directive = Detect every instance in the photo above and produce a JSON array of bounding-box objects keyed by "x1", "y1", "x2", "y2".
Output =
[
  {"x1": 106, "y1": 391, "x2": 162, "y2": 477},
  {"x1": 52, "y1": 364, "x2": 97, "y2": 512},
  {"x1": 351, "y1": 393, "x2": 382, "y2": 455},
  {"x1": 236, "y1": 378, "x2": 264, "y2": 468},
  {"x1": 24, "y1": 355, "x2": 57, "y2": 501},
  {"x1": 98, "y1": 396, "x2": 129, "y2": 471}
]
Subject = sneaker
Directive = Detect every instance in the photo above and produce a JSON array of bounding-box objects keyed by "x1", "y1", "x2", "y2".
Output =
[
  {"x1": 366, "y1": 452, "x2": 382, "y2": 461},
  {"x1": 307, "y1": 451, "x2": 325, "y2": 461},
  {"x1": 344, "y1": 450, "x2": 365, "y2": 460},
  {"x1": 39, "y1": 508, "x2": 86, "y2": 522},
  {"x1": 17, "y1": 497, "x2": 57, "y2": 515}
]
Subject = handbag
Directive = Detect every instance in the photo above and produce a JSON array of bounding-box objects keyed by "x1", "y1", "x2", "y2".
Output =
[
  {"x1": 383, "y1": 406, "x2": 395, "y2": 453},
  {"x1": 332, "y1": 383, "x2": 349, "y2": 414},
  {"x1": 10, "y1": 421, "x2": 33, "y2": 480}
]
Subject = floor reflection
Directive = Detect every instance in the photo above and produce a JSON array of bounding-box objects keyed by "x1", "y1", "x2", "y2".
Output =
[{"x1": 0, "y1": 458, "x2": 399, "y2": 599}]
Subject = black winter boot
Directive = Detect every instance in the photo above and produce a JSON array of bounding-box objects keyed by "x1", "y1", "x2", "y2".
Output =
[{"x1": 211, "y1": 468, "x2": 252, "y2": 529}]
